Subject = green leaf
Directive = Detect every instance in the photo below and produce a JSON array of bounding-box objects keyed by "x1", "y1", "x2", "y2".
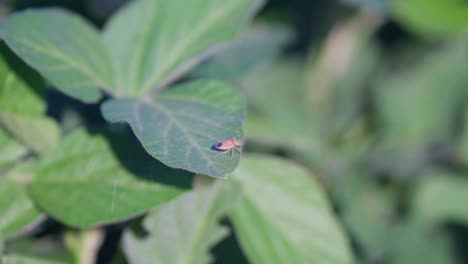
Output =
[
  {"x1": 0, "y1": 241, "x2": 3, "y2": 264},
  {"x1": 373, "y1": 37, "x2": 468, "y2": 176},
  {"x1": 192, "y1": 25, "x2": 291, "y2": 85},
  {"x1": 230, "y1": 155, "x2": 353, "y2": 264},
  {"x1": 414, "y1": 173, "x2": 468, "y2": 226},
  {"x1": 335, "y1": 172, "x2": 398, "y2": 261},
  {"x1": 5, "y1": 238, "x2": 72, "y2": 264},
  {"x1": 0, "y1": 130, "x2": 27, "y2": 171},
  {"x1": 0, "y1": 8, "x2": 116, "y2": 102},
  {"x1": 102, "y1": 0, "x2": 264, "y2": 96},
  {"x1": 0, "y1": 47, "x2": 59, "y2": 154},
  {"x1": 242, "y1": 60, "x2": 311, "y2": 148},
  {"x1": 393, "y1": 0, "x2": 468, "y2": 38},
  {"x1": 3, "y1": 256, "x2": 67, "y2": 264},
  {"x1": 388, "y1": 219, "x2": 456, "y2": 264},
  {"x1": 29, "y1": 129, "x2": 192, "y2": 228},
  {"x1": 123, "y1": 181, "x2": 239, "y2": 264},
  {"x1": 102, "y1": 80, "x2": 246, "y2": 178},
  {"x1": 0, "y1": 169, "x2": 40, "y2": 240}
]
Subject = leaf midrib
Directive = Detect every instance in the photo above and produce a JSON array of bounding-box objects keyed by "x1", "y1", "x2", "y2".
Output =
[
  {"x1": 8, "y1": 34, "x2": 110, "y2": 90},
  {"x1": 150, "y1": 102, "x2": 218, "y2": 172}
]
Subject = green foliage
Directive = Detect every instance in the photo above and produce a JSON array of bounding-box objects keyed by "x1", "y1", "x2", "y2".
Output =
[
  {"x1": 29, "y1": 129, "x2": 192, "y2": 228},
  {"x1": 0, "y1": 130, "x2": 26, "y2": 171},
  {"x1": 0, "y1": 9, "x2": 114, "y2": 102},
  {"x1": 102, "y1": 80, "x2": 246, "y2": 178},
  {"x1": 393, "y1": 0, "x2": 468, "y2": 38},
  {"x1": 3, "y1": 238, "x2": 72, "y2": 264},
  {"x1": 0, "y1": 0, "x2": 262, "y2": 177},
  {"x1": 102, "y1": 0, "x2": 264, "y2": 96},
  {"x1": 372, "y1": 37, "x2": 468, "y2": 176},
  {"x1": 230, "y1": 155, "x2": 353, "y2": 264},
  {"x1": 414, "y1": 174, "x2": 468, "y2": 226},
  {"x1": 0, "y1": 0, "x2": 467, "y2": 263},
  {"x1": 0, "y1": 47, "x2": 59, "y2": 154},
  {"x1": 124, "y1": 181, "x2": 239, "y2": 264},
  {"x1": 0, "y1": 176, "x2": 40, "y2": 240}
]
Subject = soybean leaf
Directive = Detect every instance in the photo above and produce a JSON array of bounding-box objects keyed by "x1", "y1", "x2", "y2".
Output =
[
  {"x1": 0, "y1": 44, "x2": 59, "y2": 154},
  {"x1": 29, "y1": 129, "x2": 192, "y2": 228},
  {"x1": 393, "y1": 0, "x2": 468, "y2": 38},
  {"x1": 335, "y1": 172, "x2": 398, "y2": 261},
  {"x1": 414, "y1": 173, "x2": 468, "y2": 226},
  {"x1": 0, "y1": 172, "x2": 40, "y2": 240},
  {"x1": 2, "y1": 256, "x2": 67, "y2": 264},
  {"x1": 0, "y1": 8, "x2": 115, "y2": 102},
  {"x1": 102, "y1": 0, "x2": 264, "y2": 96},
  {"x1": 102, "y1": 80, "x2": 246, "y2": 178},
  {"x1": 5, "y1": 238, "x2": 72, "y2": 264},
  {"x1": 0, "y1": 130, "x2": 26, "y2": 171},
  {"x1": 124, "y1": 181, "x2": 239, "y2": 264},
  {"x1": 192, "y1": 25, "x2": 291, "y2": 85},
  {"x1": 388, "y1": 219, "x2": 456, "y2": 264},
  {"x1": 230, "y1": 155, "x2": 353, "y2": 264},
  {"x1": 372, "y1": 37, "x2": 468, "y2": 176}
]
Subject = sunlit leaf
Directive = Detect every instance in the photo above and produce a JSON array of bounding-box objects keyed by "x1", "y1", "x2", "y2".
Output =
[
  {"x1": 29, "y1": 129, "x2": 192, "y2": 228},
  {"x1": 0, "y1": 8, "x2": 115, "y2": 102},
  {"x1": 103, "y1": 0, "x2": 264, "y2": 96},
  {"x1": 393, "y1": 0, "x2": 468, "y2": 38},
  {"x1": 102, "y1": 80, "x2": 246, "y2": 178},
  {"x1": 230, "y1": 155, "x2": 353, "y2": 264},
  {"x1": 124, "y1": 181, "x2": 239, "y2": 264}
]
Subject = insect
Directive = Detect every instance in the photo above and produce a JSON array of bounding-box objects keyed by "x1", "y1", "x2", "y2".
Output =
[{"x1": 213, "y1": 137, "x2": 245, "y2": 160}]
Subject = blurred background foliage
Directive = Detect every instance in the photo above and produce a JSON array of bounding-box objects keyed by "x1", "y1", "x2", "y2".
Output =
[{"x1": 0, "y1": 0, "x2": 467, "y2": 263}]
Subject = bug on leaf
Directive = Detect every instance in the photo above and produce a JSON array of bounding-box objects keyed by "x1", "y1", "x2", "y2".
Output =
[{"x1": 213, "y1": 137, "x2": 245, "y2": 160}]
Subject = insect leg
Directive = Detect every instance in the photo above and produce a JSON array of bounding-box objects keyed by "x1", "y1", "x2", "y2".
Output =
[{"x1": 214, "y1": 150, "x2": 229, "y2": 158}]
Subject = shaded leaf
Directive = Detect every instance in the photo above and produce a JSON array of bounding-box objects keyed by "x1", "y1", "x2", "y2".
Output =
[
  {"x1": 388, "y1": 219, "x2": 456, "y2": 264},
  {"x1": 414, "y1": 174, "x2": 468, "y2": 226},
  {"x1": 335, "y1": 172, "x2": 398, "y2": 261},
  {"x1": 192, "y1": 25, "x2": 291, "y2": 85},
  {"x1": 102, "y1": 80, "x2": 246, "y2": 178},
  {"x1": 124, "y1": 181, "x2": 239, "y2": 264},
  {"x1": 230, "y1": 155, "x2": 353, "y2": 264},
  {"x1": 242, "y1": 60, "x2": 310, "y2": 147},
  {"x1": 0, "y1": 165, "x2": 40, "y2": 240},
  {"x1": 103, "y1": 0, "x2": 264, "y2": 96},
  {"x1": 372, "y1": 37, "x2": 468, "y2": 176},
  {"x1": 0, "y1": 48, "x2": 59, "y2": 154},
  {"x1": 341, "y1": 0, "x2": 393, "y2": 13},
  {"x1": 0, "y1": 130, "x2": 27, "y2": 171},
  {"x1": 4, "y1": 238, "x2": 71, "y2": 264},
  {"x1": 0, "y1": 8, "x2": 115, "y2": 102},
  {"x1": 29, "y1": 129, "x2": 192, "y2": 228},
  {"x1": 4, "y1": 256, "x2": 66, "y2": 264}
]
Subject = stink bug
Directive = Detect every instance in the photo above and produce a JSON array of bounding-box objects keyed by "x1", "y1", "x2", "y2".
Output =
[{"x1": 213, "y1": 137, "x2": 245, "y2": 160}]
